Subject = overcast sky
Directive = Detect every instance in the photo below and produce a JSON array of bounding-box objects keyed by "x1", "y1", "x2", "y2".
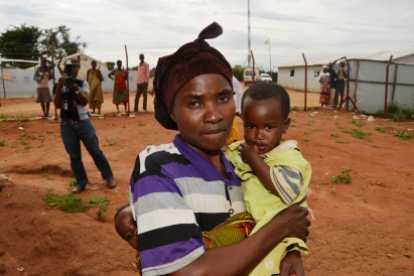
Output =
[{"x1": 1, "y1": 0, "x2": 413, "y2": 70}]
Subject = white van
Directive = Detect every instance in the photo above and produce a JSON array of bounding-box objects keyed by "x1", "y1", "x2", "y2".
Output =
[{"x1": 243, "y1": 67, "x2": 261, "y2": 85}]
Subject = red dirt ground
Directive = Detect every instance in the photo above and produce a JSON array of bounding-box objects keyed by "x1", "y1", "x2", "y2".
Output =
[{"x1": 1, "y1": 90, "x2": 414, "y2": 275}]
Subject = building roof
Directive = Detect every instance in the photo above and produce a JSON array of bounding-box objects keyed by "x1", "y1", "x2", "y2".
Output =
[
  {"x1": 278, "y1": 49, "x2": 414, "y2": 68},
  {"x1": 0, "y1": 58, "x2": 39, "y2": 64}
]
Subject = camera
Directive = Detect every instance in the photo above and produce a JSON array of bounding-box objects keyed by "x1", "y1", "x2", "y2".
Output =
[{"x1": 65, "y1": 77, "x2": 76, "y2": 87}]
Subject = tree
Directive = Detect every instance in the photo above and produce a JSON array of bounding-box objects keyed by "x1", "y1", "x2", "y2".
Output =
[
  {"x1": 106, "y1": 62, "x2": 115, "y2": 70},
  {"x1": 0, "y1": 24, "x2": 42, "y2": 67},
  {"x1": 39, "y1": 25, "x2": 86, "y2": 59}
]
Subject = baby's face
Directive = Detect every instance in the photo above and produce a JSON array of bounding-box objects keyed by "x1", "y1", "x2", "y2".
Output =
[
  {"x1": 243, "y1": 98, "x2": 290, "y2": 154},
  {"x1": 115, "y1": 207, "x2": 139, "y2": 250}
]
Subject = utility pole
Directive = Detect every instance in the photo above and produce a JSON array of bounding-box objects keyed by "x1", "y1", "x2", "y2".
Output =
[{"x1": 247, "y1": 0, "x2": 251, "y2": 67}]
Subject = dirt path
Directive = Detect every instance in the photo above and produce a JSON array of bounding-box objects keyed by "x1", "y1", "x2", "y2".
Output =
[{"x1": 1, "y1": 102, "x2": 413, "y2": 275}]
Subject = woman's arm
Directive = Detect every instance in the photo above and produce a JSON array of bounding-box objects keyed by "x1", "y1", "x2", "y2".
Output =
[
  {"x1": 170, "y1": 204, "x2": 309, "y2": 276},
  {"x1": 97, "y1": 70, "x2": 104, "y2": 82},
  {"x1": 108, "y1": 71, "x2": 115, "y2": 81}
]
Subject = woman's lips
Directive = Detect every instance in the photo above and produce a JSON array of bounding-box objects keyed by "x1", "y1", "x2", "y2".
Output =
[{"x1": 203, "y1": 129, "x2": 226, "y2": 135}]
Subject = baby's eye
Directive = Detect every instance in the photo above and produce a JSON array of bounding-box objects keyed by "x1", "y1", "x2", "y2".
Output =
[
  {"x1": 247, "y1": 125, "x2": 255, "y2": 129},
  {"x1": 266, "y1": 126, "x2": 274, "y2": 130},
  {"x1": 127, "y1": 233, "x2": 132, "y2": 241}
]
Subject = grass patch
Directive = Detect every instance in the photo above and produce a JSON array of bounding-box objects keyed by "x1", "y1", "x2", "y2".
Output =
[
  {"x1": 407, "y1": 185, "x2": 413, "y2": 190},
  {"x1": 374, "y1": 126, "x2": 386, "y2": 133},
  {"x1": 313, "y1": 106, "x2": 320, "y2": 110},
  {"x1": 0, "y1": 140, "x2": 6, "y2": 146},
  {"x1": 393, "y1": 131, "x2": 412, "y2": 141},
  {"x1": 290, "y1": 125, "x2": 296, "y2": 127},
  {"x1": 292, "y1": 118, "x2": 296, "y2": 122},
  {"x1": 351, "y1": 119, "x2": 366, "y2": 127},
  {"x1": 331, "y1": 169, "x2": 352, "y2": 184},
  {"x1": 47, "y1": 131, "x2": 54, "y2": 134},
  {"x1": 304, "y1": 131, "x2": 313, "y2": 135},
  {"x1": 355, "y1": 194, "x2": 363, "y2": 197},
  {"x1": 341, "y1": 129, "x2": 371, "y2": 139},
  {"x1": 281, "y1": 138, "x2": 286, "y2": 142},
  {"x1": 313, "y1": 128, "x2": 325, "y2": 132},
  {"x1": 302, "y1": 139, "x2": 309, "y2": 142},
  {"x1": 103, "y1": 137, "x2": 118, "y2": 146},
  {"x1": 336, "y1": 141, "x2": 346, "y2": 144},
  {"x1": 0, "y1": 114, "x2": 13, "y2": 119},
  {"x1": 137, "y1": 122, "x2": 146, "y2": 126},
  {"x1": 40, "y1": 173, "x2": 49, "y2": 178},
  {"x1": 44, "y1": 190, "x2": 90, "y2": 213},
  {"x1": 330, "y1": 133, "x2": 339, "y2": 138},
  {"x1": 24, "y1": 145, "x2": 32, "y2": 151},
  {"x1": 89, "y1": 195, "x2": 110, "y2": 218},
  {"x1": 5, "y1": 193, "x2": 11, "y2": 197},
  {"x1": 330, "y1": 190, "x2": 337, "y2": 195},
  {"x1": 304, "y1": 124, "x2": 312, "y2": 126},
  {"x1": 371, "y1": 145, "x2": 380, "y2": 149},
  {"x1": 375, "y1": 101, "x2": 414, "y2": 120},
  {"x1": 290, "y1": 106, "x2": 299, "y2": 112}
]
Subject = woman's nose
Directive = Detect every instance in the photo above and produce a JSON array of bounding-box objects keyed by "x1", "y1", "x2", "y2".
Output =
[{"x1": 204, "y1": 102, "x2": 223, "y2": 124}]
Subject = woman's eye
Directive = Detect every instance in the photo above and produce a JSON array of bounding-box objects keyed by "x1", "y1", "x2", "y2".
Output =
[
  {"x1": 127, "y1": 233, "x2": 132, "y2": 241},
  {"x1": 218, "y1": 96, "x2": 230, "y2": 102},
  {"x1": 189, "y1": 102, "x2": 199, "y2": 108}
]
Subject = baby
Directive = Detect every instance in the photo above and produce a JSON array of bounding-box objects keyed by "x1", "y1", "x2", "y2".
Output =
[{"x1": 226, "y1": 83, "x2": 311, "y2": 275}]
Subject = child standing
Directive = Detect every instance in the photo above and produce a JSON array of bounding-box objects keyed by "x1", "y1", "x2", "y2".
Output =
[
  {"x1": 226, "y1": 83, "x2": 311, "y2": 276},
  {"x1": 319, "y1": 65, "x2": 331, "y2": 108}
]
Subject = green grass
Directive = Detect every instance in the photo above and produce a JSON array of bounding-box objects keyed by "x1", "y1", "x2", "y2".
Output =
[
  {"x1": 290, "y1": 106, "x2": 299, "y2": 112},
  {"x1": 355, "y1": 194, "x2": 363, "y2": 197},
  {"x1": 330, "y1": 190, "x2": 337, "y2": 195},
  {"x1": 290, "y1": 125, "x2": 296, "y2": 127},
  {"x1": 40, "y1": 173, "x2": 49, "y2": 178},
  {"x1": 341, "y1": 129, "x2": 371, "y2": 139},
  {"x1": 89, "y1": 195, "x2": 111, "y2": 218},
  {"x1": 47, "y1": 131, "x2": 54, "y2": 134},
  {"x1": 0, "y1": 140, "x2": 6, "y2": 146},
  {"x1": 292, "y1": 118, "x2": 296, "y2": 122},
  {"x1": 350, "y1": 119, "x2": 366, "y2": 127},
  {"x1": 0, "y1": 114, "x2": 13, "y2": 119},
  {"x1": 312, "y1": 128, "x2": 325, "y2": 132},
  {"x1": 103, "y1": 137, "x2": 118, "y2": 146},
  {"x1": 336, "y1": 141, "x2": 346, "y2": 144},
  {"x1": 24, "y1": 145, "x2": 32, "y2": 151},
  {"x1": 5, "y1": 193, "x2": 11, "y2": 197},
  {"x1": 302, "y1": 139, "x2": 309, "y2": 142},
  {"x1": 304, "y1": 124, "x2": 312, "y2": 126},
  {"x1": 407, "y1": 185, "x2": 413, "y2": 190},
  {"x1": 44, "y1": 190, "x2": 90, "y2": 213},
  {"x1": 137, "y1": 122, "x2": 146, "y2": 126},
  {"x1": 375, "y1": 101, "x2": 414, "y2": 121},
  {"x1": 371, "y1": 145, "x2": 380, "y2": 149},
  {"x1": 393, "y1": 131, "x2": 412, "y2": 141},
  {"x1": 304, "y1": 131, "x2": 313, "y2": 135},
  {"x1": 374, "y1": 126, "x2": 386, "y2": 133},
  {"x1": 330, "y1": 133, "x2": 339, "y2": 138},
  {"x1": 281, "y1": 138, "x2": 286, "y2": 142},
  {"x1": 331, "y1": 169, "x2": 352, "y2": 184},
  {"x1": 313, "y1": 106, "x2": 320, "y2": 110}
]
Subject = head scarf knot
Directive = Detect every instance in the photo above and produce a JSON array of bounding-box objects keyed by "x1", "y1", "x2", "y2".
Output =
[{"x1": 153, "y1": 22, "x2": 233, "y2": 130}]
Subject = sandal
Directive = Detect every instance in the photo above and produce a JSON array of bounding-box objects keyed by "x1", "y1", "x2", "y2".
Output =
[{"x1": 116, "y1": 110, "x2": 120, "y2": 114}]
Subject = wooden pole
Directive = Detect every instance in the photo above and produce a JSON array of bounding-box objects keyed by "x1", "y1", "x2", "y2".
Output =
[
  {"x1": 1, "y1": 62, "x2": 6, "y2": 98},
  {"x1": 125, "y1": 45, "x2": 130, "y2": 114},
  {"x1": 384, "y1": 55, "x2": 393, "y2": 118},
  {"x1": 302, "y1": 53, "x2": 307, "y2": 111},
  {"x1": 52, "y1": 43, "x2": 58, "y2": 120}
]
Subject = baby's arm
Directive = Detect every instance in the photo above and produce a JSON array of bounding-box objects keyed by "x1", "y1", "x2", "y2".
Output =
[{"x1": 239, "y1": 143, "x2": 280, "y2": 196}]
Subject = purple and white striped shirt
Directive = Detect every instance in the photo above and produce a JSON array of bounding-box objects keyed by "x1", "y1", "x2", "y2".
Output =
[{"x1": 129, "y1": 135, "x2": 246, "y2": 276}]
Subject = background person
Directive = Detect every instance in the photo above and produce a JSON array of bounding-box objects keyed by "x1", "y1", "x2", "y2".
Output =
[
  {"x1": 108, "y1": 60, "x2": 128, "y2": 113},
  {"x1": 335, "y1": 61, "x2": 347, "y2": 109},
  {"x1": 130, "y1": 22, "x2": 309, "y2": 276},
  {"x1": 134, "y1": 54, "x2": 149, "y2": 112},
  {"x1": 327, "y1": 62, "x2": 337, "y2": 108},
  {"x1": 227, "y1": 75, "x2": 243, "y2": 143},
  {"x1": 33, "y1": 57, "x2": 53, "y2": 117},
  {"x1": 54, "y1": 62, "x2": 116, "y2": 194},
  {"x1": 87, "y1": 60, "x2": 104, "y2": 114},
  {"x1": 319, "y1": 65, "x2": 330, "y2": 108}
]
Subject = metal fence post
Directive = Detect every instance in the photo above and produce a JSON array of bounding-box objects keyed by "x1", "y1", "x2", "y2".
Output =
[
  {"x1": 302, "y1": 53, "x2": 307, "y2": 111},
  {"x1": 384, "y1": 55, "x2": 393, "y2": 118}
]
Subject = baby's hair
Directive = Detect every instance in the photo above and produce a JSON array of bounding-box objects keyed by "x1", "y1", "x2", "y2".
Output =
[
  {"x1": 114, "y1": 204, "x2": 130, "y2": 225},
  {"x1": 242, "y1": 83, "x2": 290, "y2": 119}
]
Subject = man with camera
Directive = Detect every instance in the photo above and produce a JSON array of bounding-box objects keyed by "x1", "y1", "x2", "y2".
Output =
[{"x1": 54, "y1": 62, "x2": 116, "y2": 194}]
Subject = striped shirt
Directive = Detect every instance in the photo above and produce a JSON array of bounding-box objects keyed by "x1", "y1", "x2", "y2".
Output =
[{"x1": 129, "y1": 135, "x2": 246, "y2": 276}]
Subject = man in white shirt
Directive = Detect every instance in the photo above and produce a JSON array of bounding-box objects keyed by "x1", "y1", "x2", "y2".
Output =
[
  {"x1": 227, "y1": 76, "x2": 243, "y2": 143},
  {"x1": 54, "y1": 63, "x2": 116, "y2": 194}
]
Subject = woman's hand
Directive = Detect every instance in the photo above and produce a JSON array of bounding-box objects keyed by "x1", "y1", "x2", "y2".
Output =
[
  {"x1": 278, "y1": 204, "x2": 310, "y2": 242},
  {"x1": 238, "y1": 143, "x2": 260, "y2": 165},
  {"x1": 279, "y1": 251, "x2": 305, "y2": 276}
]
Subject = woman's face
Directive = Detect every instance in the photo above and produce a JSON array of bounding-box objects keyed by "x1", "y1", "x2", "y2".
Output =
[
  {"x1": 41, "y1": 58, "x2": 47, "y2": 67},
  {"x1": 171, "y1": 74, "x2": 235, "y2": 152},
  {"x1": 92, "y1": 61, "x2": 97, "y2": 70},
  {"x1": 117, "y1": 61, "x2": 122, "y2": 70}
]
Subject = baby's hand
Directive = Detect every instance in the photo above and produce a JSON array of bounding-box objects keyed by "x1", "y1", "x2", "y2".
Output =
[{"x1": 238, "y1": 143, "x2": 260, "y2": 164}]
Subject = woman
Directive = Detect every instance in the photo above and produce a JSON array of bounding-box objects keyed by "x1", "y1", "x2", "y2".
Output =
[
  {"x1": 108, "y1": 60, "x2": 128, "y2": 113},
  {"x1": 33, "y1": 58, "x2": 53, "y2": 117},
  {"x1": 129, "y1": 22, "x2": 310, "y2": 276},
  {"x1": 87, "y1": 60, "x2": 104, "y2": 114},
  {"x1": 319, "y1": 65, "x2": 331, "y2": 108}
]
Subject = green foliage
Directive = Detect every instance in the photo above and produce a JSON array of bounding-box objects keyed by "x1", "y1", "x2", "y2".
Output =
[
  {"x1": 330, "y1": 190, "x2": 337, "y2": 195},
  {"x1": 5, "y1": 193, "x2": 11, "y2": 197},
  {"x1": 302, "y1": 139, "x2": 309, "y2": 142},
  {"x1": 24, "y1": 145, "x2": 32, "y2": 151},
  {"x1": 330, "y1": 133, "x2": 339, "y2": 138},
  {"x1": 393, "y1": 131, "x2": 412, "y2": 140},
  {"x1": 47, "y1": 131, "x2": 54, "y2": 134},
  {"x1": 232, "y1": 68, "x2": 245, "y2": 81},
  {"x1": 89, "y1": 195, "x2": 110, "y2": 218},
  {"x1": 351, "y1": 120, "x2": 365, "y2": 127},
  {"x1": 364, "y1": 199, "x2": 368, "y2": 203},
  {"x1": 290, "y1": 125, "x2": 296, "y2": 127},
  {"x1": 304, "y1": 131, "x2": 312, "y2": 135},
  {"x1": 39, "y1": 25, "x2": 87, "y2": 58},
  {"x1": 40, "y1": 173, "x2": 49, "y2": 178},
  {"x1": 304, "y1": 123, "x2": 312, "y2": 126},
  {"x1": 44, "y1": 190, "x2": 90, "y2": 213},
  {"x1": 355, "y1": 194, "x2": 362, "y2": 197},
  {"x1": 331, "y1": 169, "x2": 352, "y2": 184},
  {"x1": 374, "y1": 126, "x2": 386, "y2": 133},
  {"x1": 105, "y1": 62, "x2": 115, "y2": 70},
  {"x1": 69, "y1": 178, "x2": 76, "y2": 187},
  {"x1": 0, "y1": 140, "x2": 6, "y2": 146},
  {"x1": 313, "y1": 106, "x2": 320, "y2": 110},
  {"x1": 103, "y1": 137, "x2": 118, "y2": 146},
  {"x1": 341, "y1": 129, "x2": 371, "y2": 139},
  {"x1": 371, "y1": 145, "x2": 380, "y2": 149},
  {"x1": 313, "y1": 128, "x2": 325, "y2": 132},
  {"x1": 0, "y1": 24, "x2": 43, "y2": 67},
  {"x1": 0, "y1": 114, "x2": 14, "y2": 119},
  {"x1": 290, "y1": 106, "x2": 299, "y2": 112},
  {"x1": 375, "y1": 102, "x2": 414, "y2": 120},
  {"x1": 407, "y1": 185, "x2": 413, "y2": 190},
  {"x1": 137, "y1": 122, "x2": 146, "y2": 126},
  {"x1": 292, "y1": 118, "x2": 296, "y2": 122}
]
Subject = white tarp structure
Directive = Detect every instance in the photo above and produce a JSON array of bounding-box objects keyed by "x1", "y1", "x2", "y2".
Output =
[
  {"x1": 277, "y1": 49, "x2": 414, "y2": 113},
  {"x1": 0, "y1": 69, "x2": 151, "y2": 98},
  {"x1": 347, "y1": 59, "x2": 414, "y2": 113},
  {"x1": 26, "y1": 53, "x2": 109, "y2": 71}
]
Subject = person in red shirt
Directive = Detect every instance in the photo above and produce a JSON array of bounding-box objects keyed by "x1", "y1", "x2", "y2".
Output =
[{"x1": 134, "y1": 54, "x2": 150, "y2": 112}]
